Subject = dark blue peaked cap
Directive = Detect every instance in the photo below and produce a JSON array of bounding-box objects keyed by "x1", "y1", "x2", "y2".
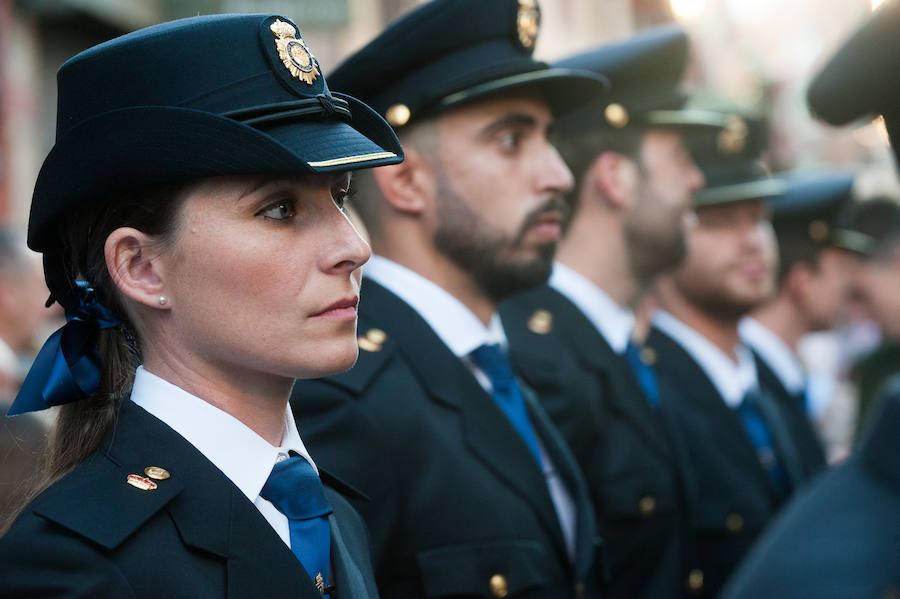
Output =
[
  {"x1": 327, "y1": 0, "x2": 608, "y2": 129},
  {"x1": 770, "y1": 172, "x2": 872, "y2": 254},
  {"x1": 29, "y1": 13, "x2": 403, "y2": 253},
  {"x1": 808, "y1": 0, "x2": 900, "y2": 165},
  {"x1": 684, "y1": 112, "x2": 784, "y2": 207},
  {"x1": 555, "y1": 24, "x2": 727, "y2": 131}
]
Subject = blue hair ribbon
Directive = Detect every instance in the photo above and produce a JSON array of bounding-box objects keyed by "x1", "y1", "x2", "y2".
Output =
[{"x1": 7, "y1": 281, "x2": 120, "y2": 416}]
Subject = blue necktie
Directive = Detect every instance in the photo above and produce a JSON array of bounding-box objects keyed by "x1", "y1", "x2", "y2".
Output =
[
  {"x1": 736, "y1": 389, "x2": 790, "y2": 499},
  {"x1": 260, "y1": 456, "x2": 334, "y2": 595},
  {"x1": 624, "y1": 339, "x2": 661, "y2": 408},
  {"x1": 470, "y1": 343, "x2": 544, "y2": 467}
]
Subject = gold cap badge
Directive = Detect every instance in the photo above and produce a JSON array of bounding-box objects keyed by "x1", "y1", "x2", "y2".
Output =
[
  {"x1": 717, "y1": 115, "x2": 748, "y2": 155},
  {"x1": 516, "y1": 0, "x2": 541, "y2": 50},
  {"x1": 270, "y1": 19, "x2": 320, "y2": 85}
]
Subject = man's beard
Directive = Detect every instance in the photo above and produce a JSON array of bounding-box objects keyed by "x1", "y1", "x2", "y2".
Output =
[
  {"x1": 624, "y1": 179, "x2": 688, "y2": 286},
  {"x1": 432, "y1": 174, "x2": 566, "y2": 302}
]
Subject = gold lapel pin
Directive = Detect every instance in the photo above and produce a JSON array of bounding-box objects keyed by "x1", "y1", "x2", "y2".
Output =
[{"x1": 126, "y1": 474, "x2": 158, "y2": 491}]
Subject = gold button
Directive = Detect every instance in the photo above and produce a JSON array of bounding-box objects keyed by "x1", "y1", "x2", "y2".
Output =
[
  {"x1": 366, "y1": 328, "x2": 388, "y2": 345},
  {"x1": 638, "y1": 495, "x2": 656, "y2": 517},
  {"x1": 574, "y1": 582, "x2": 585, "y2": 598},
  {"x1": 639, "y1": 347, "x2": 657, "y2": 365},
  {"x1": 489, "y1": 574, "x2": 508, "y2": 598},
  {"x1": 143, "y1": 466, "x2": 170, "y2": 480},
  {"x1": 527, "y1": 309, "x2": 553, "y2": 334},
  {"x1": 687, "y1": 569, "x2": 704, "y2": 592},
  {"x1": 726, "y1": 513, "x2": 744, "y2": 533},
  {"x1": 385, "y1": 103, "x2": 411, "y2": 127},
  {"x1": 604, "y1": 103, "x2": 629, "y2": 128},
  {"x1": 808, "y1": 219, "x2": 830, "y2": 242},
  {"x1": 357, "y1": 336, "x2": 381, "y2": 352}
]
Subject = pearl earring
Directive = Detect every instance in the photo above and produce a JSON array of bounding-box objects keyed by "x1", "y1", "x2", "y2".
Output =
[{"x1": 158, "y1": 296, "x2": 168, "y2": 306}]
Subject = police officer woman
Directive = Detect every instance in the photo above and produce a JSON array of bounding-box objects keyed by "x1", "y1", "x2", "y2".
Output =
[{"x1": 0, "y1": 13, "x2": 401, "y2": 599}]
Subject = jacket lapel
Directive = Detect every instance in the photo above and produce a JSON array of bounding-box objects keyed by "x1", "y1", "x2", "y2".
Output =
[
  {"x1": 359, "y1": 280, "x2": 568, "y2": 560},
  {"x1": 528, "y1": 286, "x2": 672, "y2": 458},
  {"x1": 647, "y1": 328, "x2": 778, "y2": 498},
  {"x1": 108, "y1": 401, "x2": 321, "y2": 599}
]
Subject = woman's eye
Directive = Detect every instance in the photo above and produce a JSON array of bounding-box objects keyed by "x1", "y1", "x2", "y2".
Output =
[{"x1": 257, "y1": 199, "x2": 296, "y2": 221}]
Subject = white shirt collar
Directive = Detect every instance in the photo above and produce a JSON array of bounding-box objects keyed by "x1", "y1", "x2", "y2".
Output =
[
  {"x1": 739, "y1": 317, "x2": 806, "y2": 394},
  {"x1": 549, "y1": 262, "x2": 635, "y2": 354},
  {"x1": 653, "y1": 310, "x2": 758, "y2": 407},
  {"x1": 129, "y1": 366, "x2": 317, "y2": 504},
  {"x1": 364, "y1": 255, "x2": 506, "y2": 357}
]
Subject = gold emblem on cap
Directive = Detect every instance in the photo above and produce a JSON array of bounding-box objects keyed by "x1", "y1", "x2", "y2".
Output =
[
  {"x1": 385, "y1": 104, "x2": 411, "y2": 127},
  {"x1": 808, "y1": 219, "x2": 830, "y2": 242},
  {"x1": 126, "y1": 474, "x2": 158, "y2": 491},
  {"x1": 527, "y1": 309, "x2": 553, "y2": 334},
  {"x1": 717, "y1": 115, "x2": 748, "y2": 155},
  {"x1": 605, "y1": 103, "x2": 629, "y2": 128},
  {"x1": 144, "y1": 466, "x2": 170, "y2": 480},
  {"x1": 270, "y1": 19, "x2": 320, "y2": 85},
  {"x1": 516, "y1": 0, "x2": 540, "y2": 50}
]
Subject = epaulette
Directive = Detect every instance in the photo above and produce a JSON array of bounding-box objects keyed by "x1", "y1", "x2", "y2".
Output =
[{"x1": 324, "y1": 326, "x2": 396, "y2": 394}]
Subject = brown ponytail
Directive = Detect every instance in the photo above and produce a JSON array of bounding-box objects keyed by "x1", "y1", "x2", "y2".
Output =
[{"x1": 1, "y1": 181, "x2": 188, "y2": 534}]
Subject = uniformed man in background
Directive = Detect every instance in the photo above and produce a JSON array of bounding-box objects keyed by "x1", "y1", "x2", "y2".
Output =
[
  {"x1": 740, "y1": 172, "x2": 870, "y2": 469},
  {"x1": 643, "y1": 114, "x2": 811, "y2": 597},
  {"x1": 720, "y1": 2, "x2": 900, "y2": 594},
  {"x1": 500, "y1": 25, "x2": 727, "y2": 599},
  {"x1": 289, "y1": 1, "x2": 608, "y2": 597}
]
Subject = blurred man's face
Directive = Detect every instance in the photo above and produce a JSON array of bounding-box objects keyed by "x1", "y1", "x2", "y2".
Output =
[
  {"x1": 623, "y1": 129, "x2": 706, "y2": 283},
  {"x1": 672, "y1": 199, "x2": 778, "y2": 321},
  {"x1": 799, "y1": 247, "x2": 859, "y2": 332},
  {"x1": 852, "y1": 246, "x2": 900, "y2": 340},
  {"x1": 428, "y1": 92, "x2": 574, "y2": 301}
]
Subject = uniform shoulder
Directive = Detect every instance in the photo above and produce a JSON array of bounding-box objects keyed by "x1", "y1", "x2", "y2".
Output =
[{"x1": 316, "y1": 325, "x2": 398, "y2": 395}]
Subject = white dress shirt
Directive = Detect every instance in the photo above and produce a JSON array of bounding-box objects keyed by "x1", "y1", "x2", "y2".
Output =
[
  {"x1": 130, "y1": 365, "x2": 317, "y2": 549},
  {"x1": 365, "y1": 255, "x2": 578, "y2": 559},
  {"x1": 653, "y1": 310, "x2": 758, "y2": 408},
  {"x1": 739, "y1": 317, "x2": 806, "y2": 396},
  {"x1": 549, "y1": 262, "x2": 635, "y2": 354}
]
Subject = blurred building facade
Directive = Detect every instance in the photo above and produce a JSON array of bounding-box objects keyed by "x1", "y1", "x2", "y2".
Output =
[{"x1": 1, "y1": 0, "x2": 897, "y2": 231}]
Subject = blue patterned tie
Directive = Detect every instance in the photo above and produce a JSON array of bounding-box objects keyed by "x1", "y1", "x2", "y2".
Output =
[
  {"x1": 260, "y1": 456, "x2": 334, "y2": 595},
  {"x1": 624, "y1": 339, "x2": 661, "y2": 408},
  {"x1": 736, "y1": 390, "x2": 790, "y2": 499},
  {"x1": 470, "y1": 343, "x2": 544, "y2": 466}
]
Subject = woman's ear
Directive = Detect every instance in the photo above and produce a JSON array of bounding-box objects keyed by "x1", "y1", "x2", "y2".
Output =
[
  {"x1": 104, "y1": 227, "x2": 169, "y2": 310},
  {"x1": 372, "y1": 146, "x2": 433, "y2": 215}
]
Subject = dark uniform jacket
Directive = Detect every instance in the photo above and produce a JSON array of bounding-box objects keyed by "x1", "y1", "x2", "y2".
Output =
[
  {"x1": 500, "y1": 285, "x2": 689, "y2": 599},
  {"x1": 645, "y1": 326, "x2": 809, "y2": 598},
  {"x1": 290, "y1": 279, "x2": 600, "y2": 599},
  {"x1": 0, "y1": 399, "x2": 379, "y2": 599},
  {"x1": 752, "y1": 353, "x2": 827, "y2": 478},
  {"x1": 721, "y1": 376, "x2": 900, "y2": 598}
]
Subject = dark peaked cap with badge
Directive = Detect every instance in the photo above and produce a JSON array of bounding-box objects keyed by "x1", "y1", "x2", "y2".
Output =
[
  {"x1": 555, "y1": 24, "x2": 728, "y2": 132},
  {"x1": 769, "y1": 173, "x2": 874, "y2": 256},
  {"x1": 327, "y1": 0, "x2": 608, "y2": 129},
  {"x1": 808, "y1": 0, "x2": 900, "y2": 163},
  {"x1": 685, "y1": 113, "x2": 784, "y2": 207},
  {"x1": 28, "y1": 13, "x2": 403, "y2": 261}
]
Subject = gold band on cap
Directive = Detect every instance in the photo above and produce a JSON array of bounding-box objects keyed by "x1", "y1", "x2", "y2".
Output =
[{"x1": 308, "y1": 151, "x2": 398, "y2": 168}]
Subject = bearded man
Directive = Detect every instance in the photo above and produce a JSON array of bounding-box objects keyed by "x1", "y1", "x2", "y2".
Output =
[{"x1": 289, "y1": 1, "x2": 609, "y2": 597}]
